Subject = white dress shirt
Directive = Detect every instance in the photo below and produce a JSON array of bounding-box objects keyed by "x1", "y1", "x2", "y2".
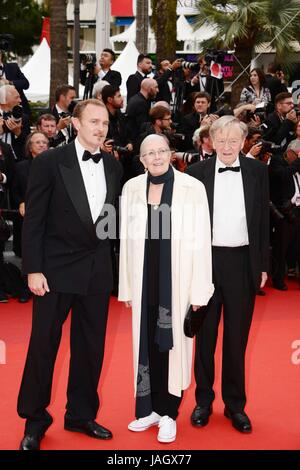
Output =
[
  {"x1": 212, "y1": 156, "x2": 249, "y2": 247},
  {"x1": 291, "y1": 172, "x2": 300, "y2": 207},
  {"x1": 75, "y1": 138, "x2": 107, "y2": 223}
]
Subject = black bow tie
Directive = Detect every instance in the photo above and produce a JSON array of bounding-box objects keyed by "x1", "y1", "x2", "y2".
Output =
[
  {"x1": 82, "y1": 150, "x2": 102, "y2": 164},
  {"x1": 218, "y1": 166, "x2": 240, "y2": 173}
]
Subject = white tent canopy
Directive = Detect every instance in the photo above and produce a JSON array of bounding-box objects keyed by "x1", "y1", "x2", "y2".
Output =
[
  {"x1": 21, "y1": 38, "x2": 51, "y2": 102},
  {"x1": 21, "y1": 38, "x2": 84, "y2": 103},
  {"x1": 111, "y1": 40, "x2": 139, "y2": 98}
]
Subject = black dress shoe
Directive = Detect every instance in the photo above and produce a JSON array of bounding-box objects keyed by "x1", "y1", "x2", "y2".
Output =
[
  {"x1": 224, "y1": 408, "x2": 252, "y2": 433},
  {"x1": 19, "y1": 434, "x2": 43, "y2": 450},
  {"x1": 257, "y1": 289, "x2": 266, "y2": 296},
  {"x1": 64, "y1": 420, "x2": 113, "y2": 439},
  {"x1": 191, "y1": 405, "x2": 212, "y2": 427}
]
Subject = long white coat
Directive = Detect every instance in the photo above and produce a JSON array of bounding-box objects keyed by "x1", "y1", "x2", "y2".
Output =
[{"x1": 118, "y1": 168, "x2": 214, "y2": 397}]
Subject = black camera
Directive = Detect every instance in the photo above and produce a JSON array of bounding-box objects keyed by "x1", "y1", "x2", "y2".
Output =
[
  {"x1": 48, "y1": 132, "x2": 67, "y2": 148},
  {"x1": 113, "y1": 144, "x2": 131, "y2": 154},
  {"x1": 0, "y1": 34, "x2": 14, "y2": 52},
  {"x1": 179, "y1": 59, "x2": 199, "y2": 71},
  {"x1": 2, "y1": 105, "x2": 23, "y2": 132},
  {"x1": 81, "y1": 53, "x2": 97, "y2": 73},
  {"x1": 293, "y1": 106, "x2": 300, "y2": 117},
  {"x1": 175, "y1": 151, "x2": 199, "y2": 164},
  {"x1": 204, "y1": 49, "x2": 226, "y2": 65},
  {"x1": 59, "y1": 111, "x2": 71, "y2": 119},
  {"x1": 257, "y1": 140, "x2": 281, "y2": 159},
  {"x1": 280, "y1": 200, "x2": 298, "y2": 225}
]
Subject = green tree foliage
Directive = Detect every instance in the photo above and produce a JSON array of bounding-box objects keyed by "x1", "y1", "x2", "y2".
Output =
[
  {"x1": 0, "y1": 0, "x2": 48, "y2": 56},
  {"x1": 151, "y1": 0, "x2": 177, "y2": 65}
]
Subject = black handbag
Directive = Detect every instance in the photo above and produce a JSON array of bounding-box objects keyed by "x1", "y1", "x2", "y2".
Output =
[
  {"x1": 184, "y1": 304, "x2": 208, "y2": 338},
  {"x1": 0, "y1": 214, "x2": 11, "y2": 243}
]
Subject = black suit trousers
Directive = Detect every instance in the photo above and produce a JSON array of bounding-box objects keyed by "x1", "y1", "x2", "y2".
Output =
[
  {"x1": 194, "y1": 246, "x2": 256, "y2": 413},
  {"x1": 17, "y1": 290, "x2": 110, "y2": 434}
]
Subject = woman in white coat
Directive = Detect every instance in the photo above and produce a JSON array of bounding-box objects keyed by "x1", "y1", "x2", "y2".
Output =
[{"x1": 118, "y1": 134, "x2": 214, "y2": 443}]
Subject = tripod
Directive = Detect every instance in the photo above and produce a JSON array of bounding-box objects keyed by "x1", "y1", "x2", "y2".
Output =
[{"x1": 83, "y1": 69, "x2": 95, "y2": 100}]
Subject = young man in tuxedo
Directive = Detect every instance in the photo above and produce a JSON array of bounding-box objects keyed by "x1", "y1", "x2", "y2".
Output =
[
  {"x1": 17, "y1": 99, "x2": 122, "y2": 450},
  {"x1": 187, "y1": 116, "x2": 269, "y2": 433}
]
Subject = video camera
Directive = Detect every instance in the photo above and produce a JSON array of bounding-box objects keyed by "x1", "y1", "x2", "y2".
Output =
[
  {"x1": 257, "y1": 140, "x2": 281, "y2": 159},
  {"x1": 204, "y1": 49, "x2": 226, "y2": 65},
  {"x1": 247, "y1": 102, "x2": 270, "y2": 121}
]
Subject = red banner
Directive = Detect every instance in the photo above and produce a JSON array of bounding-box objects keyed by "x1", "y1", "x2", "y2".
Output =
[
  {"x1": 111, "y1": 0, "x2": 133, "y2": 16},
  {"x1": 40, "y1": 17, "x2": 50, "y2": 45}
]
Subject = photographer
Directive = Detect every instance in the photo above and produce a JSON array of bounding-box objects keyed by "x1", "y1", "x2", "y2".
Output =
[
  {"x1": 101, "y1": 85, "x2": 133, "y2": 184},
  {"x1": 126, "y1": 54, "x2": 153, "y2": 102},
  {"x1": 154, "y1": 58, "x2": 183, "y2": 104},
  {"x1": 180, "y1": 91, "x2": 219, "y2": 150},
  {"x1": 48, "y1": 85, "x2": 77, "y2": 146},
  {"x1": 80, "y1": 49, "x2": 121, "y2": 94},
  {"x1": 184, "y1": 54, "x2": 224, "y2": 113},
  {"x1": 269, "y1": 144, "x2": 300, "y2": 290},
  {"x1": 0, "y1": 49, "x2": 30, "y2": 116},
  {"x1": 193, "y1": 125, "x2": 215, "y2": 161},
  {"x1": 0, "y1": 84, "x2": 30, "y2": 160},
  {"x1": 263, "y1": 92, "x2": 297, "y2": 149},
  {"x1": 265, "y1": 63, "x2": 288, "y2": 107}
]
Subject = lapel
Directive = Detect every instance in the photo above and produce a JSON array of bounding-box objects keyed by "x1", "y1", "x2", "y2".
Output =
[
  {"x1": 94, "y1": 152, "x2": 116, "y2": 226},
  {"x1": 240, "y1": 156, "x2": 255, "y2": 230},
  {"x1": 202, "y1": 156, "x2": 216, "y2": 230},
  {"x1": 58, "y1": 142, "x2": 97, "y2": 243}
]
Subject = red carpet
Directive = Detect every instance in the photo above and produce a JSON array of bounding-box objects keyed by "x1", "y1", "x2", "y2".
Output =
[{"x1": 0, "y1": 282, "x2": 300, "y2": 450}]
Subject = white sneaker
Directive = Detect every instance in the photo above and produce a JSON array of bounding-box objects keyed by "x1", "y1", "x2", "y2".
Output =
[
  {"x1": 128, "y1": 411, "x2": 161, "y2": 432},
  {"x1": 157, "y1": 415, "x2": 176, "y2": 443}
]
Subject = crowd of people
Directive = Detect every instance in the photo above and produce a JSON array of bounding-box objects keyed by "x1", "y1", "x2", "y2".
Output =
[{"x1": 0, "y1": 46, "x2": 299, "y2": 449}]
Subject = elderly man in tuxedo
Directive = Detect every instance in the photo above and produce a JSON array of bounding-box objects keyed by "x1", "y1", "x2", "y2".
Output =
[
  {"x1": 187, "y1": 116, "x2": 269, "y2": 433},
  {"x1": 17, "y1": 99, "x2": 122, "y2": 450}
]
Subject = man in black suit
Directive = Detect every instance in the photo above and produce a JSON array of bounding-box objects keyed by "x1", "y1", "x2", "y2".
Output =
[
  {"x1": 17, "y1": 99, "x2": 122, "y2": 450},
  {"x1": 80, "y1": 48, "x2": 121, "y2": 96},
  {"x1": 185, "y1": 56, "x2": 224, "y2": 113},
  {"x1": 265, "y1": 63, "x2": 287, "y2": 106},
  {"x1": 263, "y1": 92, "x2": 297, "y2": 149},
  {"x1": 126, "y1": 78, "x2": 159, "y2": 147},
  {"x1": 180, "y1": 92, "x2": 219, "y2": 151},
  {"x1": 154, "y1": 58, "x2": 182, "y2": 104},
  {"x1": 0, "y1": 51, "x2": 30, "y2": 115},
  {"x1": 126, "y1": 54, "x2": 153, "y2": 102},
  {"x1": 187, "y1": 116, "x2": 269, "y2": 433},
  {"x1": 48, "y1": 85, "x2": 77, "y2": 146}
]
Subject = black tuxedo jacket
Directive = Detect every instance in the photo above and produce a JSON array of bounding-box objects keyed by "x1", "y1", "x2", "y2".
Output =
[
  {"x1": 12, "y1": 159, "x2": 32, "y2": 206},
  {"x1": 180, "y1": 112, "x2": 202, "y2": 150},
  {"x1": 80, "y1": 69, "x2": 121, "y2": 90},
  {"x1": 187, "y1": 155, "x2": 270, "y2": 290},
  {"x1": 22, "y1": 143, "x2": 122, "y2": 295},
  {"x1": 269, "y1": 154, "x2": 300, "y2": 206},
  {"x1": 126, "y1": 72, "x2": 145, "y2": 102},
  {"x1": 263, "y1": 112, "x2": 295, "y2": 149},
  {"x1": 155, "y1": 69, "x2": 173, "y2": 103},
  {"x1": 3, "y1": 62, "x2": 30, "y2": 115},
  {"x1": 185, "y1": 75, "x2": 224, "y2": 113}
]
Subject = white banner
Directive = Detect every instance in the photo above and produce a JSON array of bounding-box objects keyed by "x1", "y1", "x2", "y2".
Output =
[{"x1": 132, "y1": 0, "x2": 198, "y2": 16}]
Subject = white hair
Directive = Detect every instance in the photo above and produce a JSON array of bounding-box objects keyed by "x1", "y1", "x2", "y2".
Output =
[
  {"x1": 0, "y1": 84, "x2": 15, "y2": 105},
  {"x1": 140, "y1": 134, "x2": 169, "y2": 157},
  {"x1": 209, "y1": 115, "x2": 248, "y2": 140},
  {"x1": 92, "y1": 80, "x2": 110, "y2": 98}
]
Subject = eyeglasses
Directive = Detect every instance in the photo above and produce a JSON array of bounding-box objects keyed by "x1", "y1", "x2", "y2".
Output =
[
  {"x1": 141, "y1": 148, "x2": 170, "y2": 159},
  {"x1": 214, "y1": 139, "x2": 241, "y2": 146}
]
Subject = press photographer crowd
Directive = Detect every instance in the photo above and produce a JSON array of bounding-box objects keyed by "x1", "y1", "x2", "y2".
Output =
[{"x1": 0, "y1": 44, "x2": 300, "y2": 303}]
